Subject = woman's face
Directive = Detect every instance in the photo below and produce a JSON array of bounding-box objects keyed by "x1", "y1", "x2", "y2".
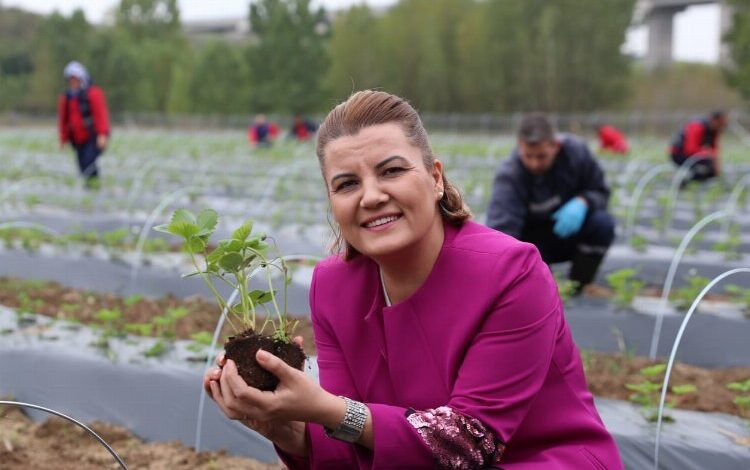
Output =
[{"x1": 323, "y1": 122, "x2": 444, "y2": 260}]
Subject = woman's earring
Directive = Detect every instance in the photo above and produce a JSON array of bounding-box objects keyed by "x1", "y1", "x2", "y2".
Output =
[{"x1": 437, "y1": 190, "x2": 444, "y2": 199}]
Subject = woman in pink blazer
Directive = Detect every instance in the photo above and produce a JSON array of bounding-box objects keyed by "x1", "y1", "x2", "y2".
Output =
[{"x1": 204, "y1": 90, "x2": 623, "y2": 469}]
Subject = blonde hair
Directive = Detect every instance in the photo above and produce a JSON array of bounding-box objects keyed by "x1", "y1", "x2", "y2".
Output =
[{"x1": 316, "y1": 90, "x2": 472, "y2": 260}]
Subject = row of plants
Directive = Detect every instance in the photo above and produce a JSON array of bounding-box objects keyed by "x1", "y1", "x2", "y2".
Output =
[
  {"x1": 0, "y1": 276, "x2": 316, "y2": 362},
  {"x1": 554, "y1": 268, "x2": 750, "y2": 316},
  {"x1": 0, "y1": 226, "x2": 171, "y2": 254}
]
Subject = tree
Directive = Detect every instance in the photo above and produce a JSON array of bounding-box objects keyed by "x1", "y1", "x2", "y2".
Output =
[
  {"x1": 109, "y1": 0, "x2": 190, "y2": 112},
  {"x1": 246, "y1": 0, "x2": 329, "y2": 113},
  {"x1": 114, "y1": 0, "x2": 180, "y2": 41},
  {"x1": 0, "y1": 5, "x2": 41, "y2": 110},
  {"x1": 325, "y1": 5, "x2": 382, "y2": 101},
  {"x1": 189, "y1": 39, "x2": 251, "y2": 114},
  {"x1": 25, "y1": 9, "x2": 92, "y2": 112},
  {"x1": 724, "y1": 0, "x2": 750, "y2": 101}
]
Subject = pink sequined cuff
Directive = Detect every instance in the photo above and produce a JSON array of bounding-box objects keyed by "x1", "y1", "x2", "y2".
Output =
[{"x1": 406, "y1": 406, "x2": 504, "y2": 469}]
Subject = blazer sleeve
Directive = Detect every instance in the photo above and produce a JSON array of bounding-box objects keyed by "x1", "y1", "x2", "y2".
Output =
[
  {"x1": 281, "y1": 248, "x2": 561, "y2": 469},
  {"x1": 360, "y1": 244, "x2": 561, "y2": 468},
  {"x1": 275, "y1": 264, "x2": 370, "y2": 469}
]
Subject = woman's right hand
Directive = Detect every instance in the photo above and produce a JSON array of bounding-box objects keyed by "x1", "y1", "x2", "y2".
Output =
[{"x1": 203, "y1": 337, "x2": 308, "y2": 457}]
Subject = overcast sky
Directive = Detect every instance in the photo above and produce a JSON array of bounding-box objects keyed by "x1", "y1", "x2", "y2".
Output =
[{"x1": 2, "y1": 0, "x2": 721, "y2": 63}]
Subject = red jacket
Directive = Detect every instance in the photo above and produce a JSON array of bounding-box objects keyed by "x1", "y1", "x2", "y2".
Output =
[
  {"x1": 58, "y1": 85, "x2": 110, "y2": 145},
  {"x1": 598, "y1": 125, "x2": 628, "y2": 154},
  {"x1": 678, "y1": 120, "x2": 718, "y2": 158}
]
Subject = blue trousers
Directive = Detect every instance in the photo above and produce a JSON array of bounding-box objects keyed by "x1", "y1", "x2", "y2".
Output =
[
  {"x1": 521, "y1": 210, "x2": 615, "y2": 287},
  {"x1": 522, "y1": 210, "x2": 615, "y2": 263},
  {"x1": 72, "y1": 136, "x2": 101, "y2": 181}
]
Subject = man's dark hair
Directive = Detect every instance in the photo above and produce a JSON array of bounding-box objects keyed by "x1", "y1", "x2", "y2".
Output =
[
  {"x1": 518, "y1": 113, "x2": 556, "y2": 144},
  {"x1": 709, "y1": 110, "x2": 726, "y2": 120}
]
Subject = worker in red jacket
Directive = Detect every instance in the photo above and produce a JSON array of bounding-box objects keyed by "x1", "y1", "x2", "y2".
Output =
[
  {"x1": 596, "y1": 124, "x2": 628, "y2": 154},
  {"x1": 669, "y1": 111, "x2": 727, "y2": 183},
  {"x1": 247, "y1": 114, "x2": 280, "y2": 148},
  {"x1": 57, "y1": 61, "x2": 110, "y2": 188},
  {"x1": 289, "y1": 115, "x2": 317, "y2": 141}
]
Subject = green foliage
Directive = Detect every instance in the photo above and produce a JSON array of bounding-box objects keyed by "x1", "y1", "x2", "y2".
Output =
[
  {"x1": 189, "y1": 40, "x2": 250, "y2": 113},
  {"x1": 155, "y1": 208, "x2": 297, "y2": 343},
  {"x1": 625, "y1": 363, "x2": 695, "y2": 422},
  {"x1": 724, "y1": 1, "x2": 750, "y2": 101},
  {"x1": 725, "y1": 284, "x2": 750, "y2": 317},
  {"x1": 187, "y1": 331, "x2": 214, "y2": 354},
  {"x1": 712, "y1": 225, "x2": 742, "y2": 261},
  {"x1": 670, "y1": 275, "x2": 711, "y2": 311},
  {"x1": 671, "y1": 384, "x2": 697, "y2": 395},
  {"x1": 605, "y1": 268, "x2": 645, "y2": 309},
  {"x1": 143, "y1": 339, "x2": 168, "y2": 357},
  {"x1": 553, "y1": 272, "x2": 578, "y2": 306},
  {"x1": 2, "y1": 0, "x2": 644, "y2": 114},
  {"x1": 124, "y1": 294, "x2": 143, "y2": 307},
  {"x1": 93, "y1": 308, "x2": 124, "y2": 353},
  {"x1": 152, "y1": 306, "x2": 188, "y2": 339},
  {"x1": 124, "y1": 322, "x2": 153, "y2": 336},
  {"x1": 247, "y1": 0, "x2": 329, "y2": 113},
  {"x1": 629, "y1": 234, "x2": 648, "y2": 252},
  {"x1": 726, "y1": 378, "x2": 750, "y2": 418},
  {"x1": 727, "y1": 379, "x2": 750, "y2": 393}
]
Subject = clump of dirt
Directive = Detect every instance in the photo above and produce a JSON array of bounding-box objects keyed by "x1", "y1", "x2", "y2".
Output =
[
  {"x1": 583, "y1": 352, "x2": 750, "y2": 417},
  {"x1": 0, "y1": 277, "x2": 316, "y2": 355},
  {"x1": 0, "y1": 405, "x2": 283, "y2": 469},
  {"x1": 224, "y1": 329, "x2": 306, "y2": 391}
]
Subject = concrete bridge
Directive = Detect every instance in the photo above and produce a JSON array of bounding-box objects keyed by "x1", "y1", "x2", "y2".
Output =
[{"x1": 635, "y1": 0, "x2": 732, "y2": 68}]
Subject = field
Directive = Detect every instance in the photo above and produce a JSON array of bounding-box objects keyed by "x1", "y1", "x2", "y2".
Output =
[{"x1": 1, "y1": 126, "x2": 749, "y2": 469}]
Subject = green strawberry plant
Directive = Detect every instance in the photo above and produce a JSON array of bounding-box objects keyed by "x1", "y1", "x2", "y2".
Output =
[
  {"x1": 670, "y1": 274, "x2": 710, "y2": 311},
  {"x1": 605, "y1": 268, "x2": 645, "y2": 309},
  {"x1": 726, "y1": 379, "x2": 750, "y2": 420},
  {"x1": 154, "y1": 208, "x2": 297, "y2": 343},
  {"x1": 156, "y1": 208, "x2": 306, "y2": 389},
  {"x1": 725, "y1": 285, "x2": 750, "y2": 318},
  {"x1": 625, "y1": 363, "x2": 697, "y2": 422}
]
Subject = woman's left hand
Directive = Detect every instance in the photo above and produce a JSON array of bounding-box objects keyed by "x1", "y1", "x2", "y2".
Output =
[{"x1": 213, "y1": 349, "x2": 343, "y2": 426}]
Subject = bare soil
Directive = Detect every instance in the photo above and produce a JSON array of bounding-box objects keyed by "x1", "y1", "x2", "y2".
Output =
[
  {"x1": 584, "y1": 352, "x2": 750, "y2": 418},
  {"x1": 0, "y1": 278, "x2": 750, "y2": 470},
  {"x1": 0, "y1": 405, "x2": 283, "y2": 470},
  {"x1": 0, "y1": 277, "x2": 316, "y2": 355}
]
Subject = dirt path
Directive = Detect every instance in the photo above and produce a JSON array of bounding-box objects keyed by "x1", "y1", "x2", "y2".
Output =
[{"x1": 0, "y1": 405, "x2": 283, "y2": 470}]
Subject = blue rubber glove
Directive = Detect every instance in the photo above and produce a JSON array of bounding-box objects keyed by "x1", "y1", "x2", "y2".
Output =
[{"x1": 551, "y1": 197, "x2": 588, "y2": 238}]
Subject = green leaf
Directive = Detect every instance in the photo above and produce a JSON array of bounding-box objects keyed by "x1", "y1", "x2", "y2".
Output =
[
  {"x1": 143, "y1": 340, "x2": 167, "y2": 358},
  {"x1": 167, "y1": 221, "x2": 200, "y2": 240},
  {"x1": 186, "y1": 236, "x2": 206, "y2": 253},
  {"x1": 671, "y1": 384, "x2": 697, "y2": 395},
  {"x1": 640, "y1": 364, "x2": 667, "y2": 377},
  {"x1": 95, "y1": 308, "x2": 121, "y2": 323},
  {"x1": 249, "y1": 289, "x2": 274, "y2": 304},
  {"x1": 219, "y1": 252, "x2": 243, "y2": 271},
  {"x1": 232, "y1": 221, "x2": 253, "y2": 241},
  {"x1": 196, "y1": 209, "x2": 218, "y2": 233},
  {"x1": 218, "y1": 239, "x2": 244, "y2": 253},
  {"x1": 153, "y1": 223, "x2": 171, "y2": 234},
  {"x1": 206, "y1": 246, "x2": 226, "y2": 264},
  {"x1": 190, "y1": 331, "x2": 213, "y2": 345},
  {"x1": 166, "y1": 306, "x2": 188, "y2": 320},
  {"x1": 171, "y1": 209, "x2": 196, "y2": 226}
]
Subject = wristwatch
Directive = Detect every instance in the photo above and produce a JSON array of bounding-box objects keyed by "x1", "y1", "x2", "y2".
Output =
[{"x1": 324, "y1": 396, "x2": 368, "y2": 443}]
